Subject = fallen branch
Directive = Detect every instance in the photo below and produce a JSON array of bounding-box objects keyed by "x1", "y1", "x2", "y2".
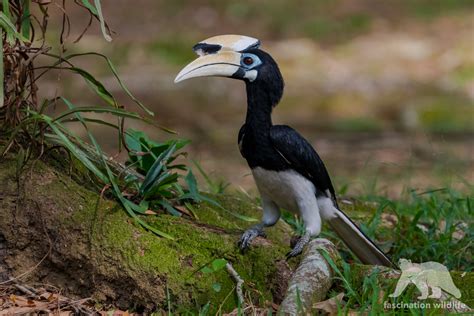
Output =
[
  {"x1": 226, "y1": 262, "x2": 245, "y2": 308},
  {"x1": 278, "y1": 238, "x2": 340, "y2": 315}
]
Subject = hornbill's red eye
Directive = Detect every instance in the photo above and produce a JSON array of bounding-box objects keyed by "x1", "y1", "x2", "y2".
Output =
[{"x1": 243, "y1": 57, "x2": 254, "y2": 65}]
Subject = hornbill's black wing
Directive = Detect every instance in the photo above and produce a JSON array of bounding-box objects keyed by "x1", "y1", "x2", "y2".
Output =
[
  {"x1": 269, "y1": 125, "x2": 393, "y2": 267},
  {"x1": 269, "y1": 125, "x2": 337, "y2": 204}
]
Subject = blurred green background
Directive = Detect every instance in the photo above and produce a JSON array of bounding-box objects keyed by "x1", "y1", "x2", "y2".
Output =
[{"x1": 39, "y1": 0, "x2": 473, "y2": 197}]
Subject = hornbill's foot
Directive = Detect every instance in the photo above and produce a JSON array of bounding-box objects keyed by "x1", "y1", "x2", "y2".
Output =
[
  {"x1": 238, "y1": 224, "x2": 266, "y2": 251},
  {"x1": 286, "y1": 233, "x2": 311, "y2": 258}
]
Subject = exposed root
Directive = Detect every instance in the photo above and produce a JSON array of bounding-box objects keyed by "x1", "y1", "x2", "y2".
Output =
[{"x1": 278, "y1": 238, "x2": 340, "y2": 315}]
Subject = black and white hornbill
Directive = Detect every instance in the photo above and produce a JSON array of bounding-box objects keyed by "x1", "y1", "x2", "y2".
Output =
[{"x1": 175, "y1": 35, "x2": 392, "y2": 267}]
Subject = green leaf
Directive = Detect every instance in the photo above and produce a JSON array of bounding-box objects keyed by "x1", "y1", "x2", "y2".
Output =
[
  {"x1": 143, "y1": 144, "x2": 170, "y2": 171},
  {"x1": 184, "y1": 202, "x2": 199, "y2": 220},
  {"x1": 0, "y1": 11, "x2": 29, "y2": 43},
  {"x1": 54, "y1": 105, "x2": 150, "y2": 123},
  {"x1": 200, "y1": 266, "x2": 213, "y2": 274},
  {"x1": 142, "y1": 172, "x2": 179, "y2": 199},
  {"x1": 117, "y1": 186, "x2": 175, "y2": 239},
  {"x1": 124, "y1": 199, "x2": 148, "y2": 215},
  {"x1": 212, "y1": 283, "x2": 221, "y2": 292},
  {"x1": 158, "y1": 200, "x2": 182, "y2": 217},
  {"x1": 199, "y1": 302, "x2": 210, "y2": 316},
  {"x1": 1, "y1": 0, "x2": 13, "y2": 44},
  {"x1": 21, "y1": 0, "x2": 30, "y2": 39},
  {"x1": 211, "y1": 258, "x2": 227, "y2": 272},
  {"x1": 125, "y1": 131, "x2": 143, "y2": 153},
  {"x1": 79, "y1": 0, "x2": 111, "y2": 42},
  {"x1": 70, "y1": 67, "x2": 115, "y2": 106},
  {"x1": 125, "y1": 129, "x2": 187, "y2": 175},
  {"x1": 93, "y1": 0, "x2": 112, "y2": 42},
  {"x1": 80, "y1": 0, "x2": 98, "y2": 15},
  {"x1": 63, "y1": 117, "x2": 120, "y2": 130},
  {"x1": 185, "y1": 170, "x2": 199, "y2": 197},
  {"x1": 139, "y1": 143, "x2": 177, "y2": 195},
  {"x1": 40, "y1": 117, "x2": 108, "y2": 183}
]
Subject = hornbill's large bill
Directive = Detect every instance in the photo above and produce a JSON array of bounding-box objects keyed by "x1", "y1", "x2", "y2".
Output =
[{"x1": 175, "y1": 35, "x2": 392, "y2": 267}]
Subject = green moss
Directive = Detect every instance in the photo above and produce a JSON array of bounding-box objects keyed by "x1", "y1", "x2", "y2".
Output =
[
  {"x1": 85, "y1": 202, "x2": 291, "y2": 311},
  {"x1": 35, "y1": 161, "x2": 293, "y2": 312}
]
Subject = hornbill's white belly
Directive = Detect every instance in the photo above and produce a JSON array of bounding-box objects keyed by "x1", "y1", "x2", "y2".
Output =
[
  {"x1": 252, "y1": 167, "x2": 338, "y2": 236},
  {"x1": 252, "y1": 167, "x2": 317, "y2": 213}
]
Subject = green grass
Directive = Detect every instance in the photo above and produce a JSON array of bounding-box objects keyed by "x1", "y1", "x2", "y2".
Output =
[
  {"x1": 365, "y1": 188, "x2": 473, "y2": 271},
  {"x1": 348, "y1": 188, "x2": 472, "y2": 314},
  {"x1": 280, "y1": 186, "x2": 473, "y2": 314}
]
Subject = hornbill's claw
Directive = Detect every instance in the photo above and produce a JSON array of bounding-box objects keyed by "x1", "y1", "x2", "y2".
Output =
[
  {"x1": 286, "y1": 233, "x2": 310, "y2": 259},
  {"x1": 238, "y1": 225, "x2": 266, "y2": 251}
]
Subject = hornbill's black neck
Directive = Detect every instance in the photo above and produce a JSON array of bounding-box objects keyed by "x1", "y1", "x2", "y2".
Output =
[
  {"x1": 243, "y1": 49, "x2": 284, "y2": 131},
  {"x1": 239, "y1": 49, "x2": 285, "y2": 169},
  {"x1": 245, "y1": 83, "x2": 274, "y2": 131}
]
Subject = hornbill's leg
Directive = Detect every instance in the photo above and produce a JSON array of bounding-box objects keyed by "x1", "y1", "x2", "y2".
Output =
[
  {"x1": 238, "y1": 196, "x2": 280, "y2": 250},
  {"x1": 286, "y1": 196, "x2": 322, "y2": 258}
]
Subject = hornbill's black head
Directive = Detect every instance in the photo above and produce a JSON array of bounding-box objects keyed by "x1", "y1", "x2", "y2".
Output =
[{"x1": 175, "y1": 35, "x2": 284, "y2": 107}]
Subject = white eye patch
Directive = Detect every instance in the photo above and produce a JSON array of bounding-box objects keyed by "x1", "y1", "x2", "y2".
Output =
[{"x1": 244, "y1": 69, "x2": 258, "y2": 82}]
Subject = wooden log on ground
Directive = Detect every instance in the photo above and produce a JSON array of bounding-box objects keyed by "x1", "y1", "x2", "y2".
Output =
[{"x1": 278, "y1": 238, "x2": 340, "y2": 315}]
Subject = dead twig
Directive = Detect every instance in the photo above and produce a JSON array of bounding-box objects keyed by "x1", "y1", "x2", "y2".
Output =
[{"x1": 226, "y1": 262, "x2": 245, "y2": 308}]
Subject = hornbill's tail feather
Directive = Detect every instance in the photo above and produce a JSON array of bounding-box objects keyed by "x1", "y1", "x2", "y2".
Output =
[{"x1": 328, "y1": 209, "x2": 393, "y2": 267}]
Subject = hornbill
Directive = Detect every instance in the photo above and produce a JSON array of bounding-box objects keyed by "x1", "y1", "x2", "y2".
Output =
[{"x1": 175, "y1": 35, "x2": 392, "y2": 267}]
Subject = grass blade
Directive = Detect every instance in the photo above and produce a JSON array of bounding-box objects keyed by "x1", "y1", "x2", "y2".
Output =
[
  {"x1": 37, "y1": 115, "x2": 108, "y2": 183},
  {"x1": 53, "y1": 105, "x2": 148, "y2": 123},
  {"x1": 158, "y1": 200, "x2": 182, "y2": 217},
  {"x1": 70, "y1": 67, "x2": 116, "y2": 106},
  {"x1": 1, "y1": 0, "x2": 14, "y2": 44},
  {"x1": 0, "y1": 11, "x2": 29, "y2": 43},
  {"x1": 44, "y1": 52, "x2": 155, "y2": 116},
  {"x1": 80, "y1": 0, "x2": 98, "y2": 15},
  {"x1": 140, "y1": 143, "x2": 177, "y2": 195},
  {"x1": 93, "y1": 0, "x2": 111, "y2": 42},
  {"x1": 21, "y1": 0, "x2": 30, "y2": 39}
]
